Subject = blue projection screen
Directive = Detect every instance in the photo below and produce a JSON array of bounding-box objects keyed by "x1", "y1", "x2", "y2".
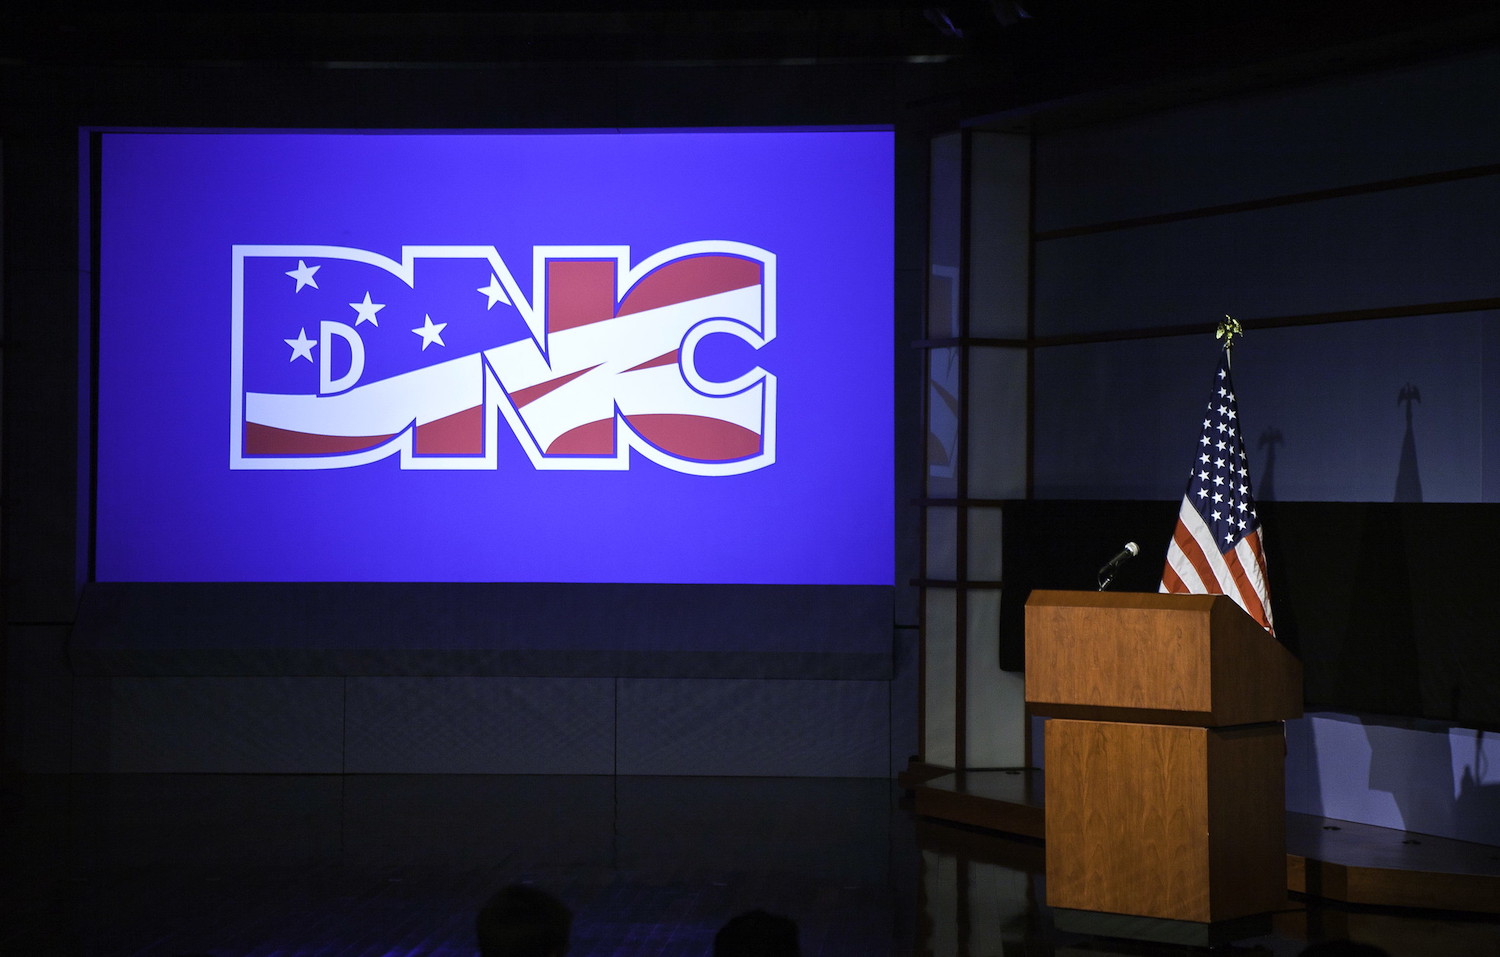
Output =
[{"x1": 92, "y1": 129, "x2": 894, "y2": 586}]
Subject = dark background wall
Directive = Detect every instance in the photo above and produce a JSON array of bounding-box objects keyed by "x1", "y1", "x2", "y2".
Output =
[
  {"x1": 7, "y1": 1, "x2": 1500, "y2": 776},
  {"x1": 1028, "y1": 46, "x2": 1500, "y2": 503},
  {"x1": 1012, "y1": 42, "x2": 1500, "y2": 728},
  {"x1": 0, "y1": 24, "x2": 948, "y2": 774}
]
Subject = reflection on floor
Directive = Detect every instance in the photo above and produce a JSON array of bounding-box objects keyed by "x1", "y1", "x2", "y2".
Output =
[{"x1": 3, "y1": 774, "x2": 1498, "y2": 956}]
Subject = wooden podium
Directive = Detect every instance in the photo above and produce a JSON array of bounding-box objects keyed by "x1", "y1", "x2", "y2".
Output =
[{"x1": 1025, "y1": 590, "x2": 1302, "y2": 927}]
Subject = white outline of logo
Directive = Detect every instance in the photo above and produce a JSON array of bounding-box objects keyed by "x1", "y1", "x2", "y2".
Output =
[{"x1": 230, "y1": 242, "x2": 777, "y2": 476}]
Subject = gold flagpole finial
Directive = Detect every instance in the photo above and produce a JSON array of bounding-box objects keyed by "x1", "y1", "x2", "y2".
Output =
[{"x1": 1216, "y1": 315, "x2": 1242, "y2": 351}]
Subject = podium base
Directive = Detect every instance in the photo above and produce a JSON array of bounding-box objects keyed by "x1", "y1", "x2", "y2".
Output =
[{"x1": 1052, "y1": 907, "x2": 1273, "y2": 948}]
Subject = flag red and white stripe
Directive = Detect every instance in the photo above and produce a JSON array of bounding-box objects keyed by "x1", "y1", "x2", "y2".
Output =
[{"x1": 1160, "y1": 347, "x2": 1274, "y2": 633}]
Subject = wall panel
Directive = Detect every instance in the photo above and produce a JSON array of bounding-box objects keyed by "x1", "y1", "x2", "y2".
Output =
[
  {"x1": 1032, "y1": 314, "x2": 1489, "y2": 502},
  {"x1": 922, "y1": 589, "x2": 958, "y2": 768},
  {"x1": 969, "y1": 131, "x2": 1030, "y2": 338},
  {"x1": 1036, "y1": 49, "x2": 1500, "y2": 232},
  {"x1": 73, "y1": 676, "x2": 344, "y2": 773},
  {"x1": 615, "y1": 677, "x2": 890, "y2": 777},
  {"x1": 966, "y1": 348, "x2": 1028, "y2": 500},
  {"x1": 964, "y1": 590, "x2": 1024, "y2": 768},
  {"x1": 929, "y1": 134, "x2": 963, "y2": 338},
  {"x1": 1034, "y1": 176, "x2": 1500, "y2": 337},
  {"x1": 4, "y1": 625, "x2": 74, "y2": 773},
  {"x1": 344, "y1": 676, "x2": 615, "y2": 774}
]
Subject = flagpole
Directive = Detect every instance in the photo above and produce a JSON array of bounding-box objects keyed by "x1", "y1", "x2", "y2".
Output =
[{"x1": 1216, "y1": 315, "x2": 1242, "y2": 367}]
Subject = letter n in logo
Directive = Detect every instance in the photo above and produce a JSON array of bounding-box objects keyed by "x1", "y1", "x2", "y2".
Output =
[{"x1": 487, "y1": 241, "x2": 776, "y2": 476}]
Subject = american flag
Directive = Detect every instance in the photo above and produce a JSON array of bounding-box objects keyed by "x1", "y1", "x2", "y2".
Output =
[{"x1": 1160, "y1": 346, "x2": 1275, "y2": 632}]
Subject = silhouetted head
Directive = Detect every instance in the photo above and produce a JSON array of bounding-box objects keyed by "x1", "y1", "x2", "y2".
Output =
[
  {"x1": 713, "y1": 909, "x2": 800, "y2": 957},
  {"x1": 476, "y1": 884, "x2": 571, "y2": 957},
  {"x1": 1298, "y1": 942, "x2": 1392, "y2": 957}
]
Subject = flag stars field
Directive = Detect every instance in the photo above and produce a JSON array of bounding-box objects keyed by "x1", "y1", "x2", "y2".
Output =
[
  {"x1": 285, "y1": 327, "x2": 316, "y2": 362},
  {"x1": 477, "y1": 273, "x2": 510, "y2": 309},
  {"x1": 286, "y1": 260, "x2": 320, "y2": 292},
  {"x1": 273, "y1": 258, "x2": 470, "y2": 362},
  {"x1": 412, "y1": 314, "x2": 447, "y2": 350},
  {"x1": 350, "y1": 292, "x2": 384, "y2": 326}
]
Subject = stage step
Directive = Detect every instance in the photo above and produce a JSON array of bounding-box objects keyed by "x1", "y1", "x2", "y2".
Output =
[{"x1": 905, "y1": 767, "x2": 1500, "y2": 915}]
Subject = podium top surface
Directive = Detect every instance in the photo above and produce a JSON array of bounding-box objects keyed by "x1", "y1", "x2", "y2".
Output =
[{"x1": 1024, "y1": 590, "x2": 1302, "y2": 727}]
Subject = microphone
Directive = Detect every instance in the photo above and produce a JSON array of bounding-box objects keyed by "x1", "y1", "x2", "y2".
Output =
[{"x1": 1096, "y1": 541, "x2": 1139, "y2": 590}]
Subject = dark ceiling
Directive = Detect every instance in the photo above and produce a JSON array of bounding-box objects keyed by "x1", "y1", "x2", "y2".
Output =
[
  {"x1": 4, "y1": 1, "x2": 1500, "y2": 125},
  {"x1": 3, "y1": 2, "x2": 1495, "y2": 63}
]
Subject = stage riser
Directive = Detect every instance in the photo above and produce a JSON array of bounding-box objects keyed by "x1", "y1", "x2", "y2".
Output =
[{"x1": 908, "y1": 768, "x2": 1500, "y2": 916}]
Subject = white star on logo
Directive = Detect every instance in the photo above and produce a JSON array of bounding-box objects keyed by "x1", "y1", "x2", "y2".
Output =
[
  {"x1": 477, "y1": 273, "x2": 510, "y2": 310},
  {"x1": 286, "y1": 260, "x2": 320, "y2": 292},
  {"x1": 350, "y1": 292, "x2": 385, "y2": 327},
  {"x1": 412, "y1": 314, "x2": 447, "y2": 351},
  {"x1": 285, "y1": 327, "x2": 316, "y2": 362}
]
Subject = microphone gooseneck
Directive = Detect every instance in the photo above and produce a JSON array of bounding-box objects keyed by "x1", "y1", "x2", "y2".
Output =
[{"x1": 1097, "y1": 541, "x2": 1140, "y2": 591}]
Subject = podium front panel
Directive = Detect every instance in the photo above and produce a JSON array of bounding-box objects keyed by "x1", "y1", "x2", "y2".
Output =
[{"x1": 1043, "y1": 718, "x2": 1287, "y2": 923}]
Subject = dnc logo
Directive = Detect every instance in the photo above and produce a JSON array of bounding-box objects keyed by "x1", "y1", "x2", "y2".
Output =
[{"x1": 230, "y1": 242, "x2": 776, "y2": 476}]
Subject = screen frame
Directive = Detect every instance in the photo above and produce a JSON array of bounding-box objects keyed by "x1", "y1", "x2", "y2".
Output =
[
  {"x1": 77, "y1": 125, "x2": 898, "y2": 678},
  {"x1": 82, "y1": 125, "x2": 897, "y2": 588}
]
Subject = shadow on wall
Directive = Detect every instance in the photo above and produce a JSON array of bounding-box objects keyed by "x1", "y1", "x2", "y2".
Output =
[
  {"x1": 1452, "y1": 729, "x2": 1500, "y2": 847},
  {"x1": 1286, "y1": 711, "x2": 1500, "y2": 848},
  {"x1": 1257, "y1": 426, "x2": 1282, "y2": 503},
  {"x1": 1367, "y1": 719, "x2": 1500, "y2": 848},
  {"x1": 1363, "y1": 716, "x2": 1456, "y2": 840},
  {"x1": 1278, "y1": 379, "x2": 1500, "y2": 846},
  {"x1": 1394, "y1": 383, "x2": 1422, "y2": 504}
]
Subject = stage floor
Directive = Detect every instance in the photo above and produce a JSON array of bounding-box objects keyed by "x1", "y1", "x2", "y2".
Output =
[{"x1": 3, "y1": 774, "x2": 1498, "y2": 956}]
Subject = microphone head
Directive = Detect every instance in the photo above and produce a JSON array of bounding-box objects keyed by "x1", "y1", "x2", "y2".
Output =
[{"x1": 1124, "y1": 541, "x2": 1139, "y2": 556}]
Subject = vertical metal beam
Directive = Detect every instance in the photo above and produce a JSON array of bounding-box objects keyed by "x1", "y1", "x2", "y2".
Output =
[
  {"x1": 1022, "y1": 129, "x2": 1038, "y2": 770},
  {"x1": 954, "y1": 128, "x2": 973, "y2": 770}
]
